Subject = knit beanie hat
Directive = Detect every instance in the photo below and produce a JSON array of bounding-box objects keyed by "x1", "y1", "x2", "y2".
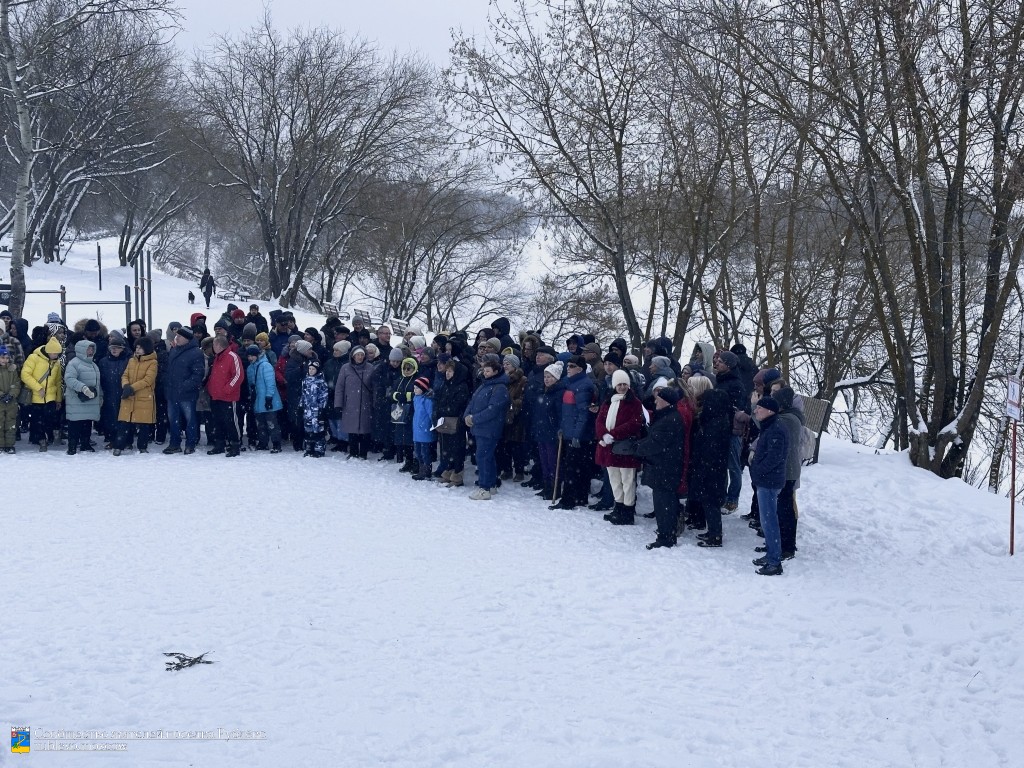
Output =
[
  {"x1": 108, "y1": 330, "x2": 127, "y2": 348},
  {"x1": 0, "y1": 345, "x2": 8, "y2": 356},
  {"x1": 756, "y1": 396, "x2": 780, "y2": 413},
  {"x1": 718, "y1": 350, "x2": 739, "y2": 370},
  {"x1": 47, "y1": 312, "x2": 62, "y2": 324},
  {"x1": 611, "y1": 369, "x2": 630, "y2": 388},
  {"x1": 623, "y1": 354, "x2": 639, "y2": 366},
  {"x1": 176, "y1": 327, "x2": 194, "y2": 341},
  {"x1": 409, "y1": 335, "x2": 427, "y2": 350},
  {"x1": 288, "y1": 334, "x2": 302, "y2": 344},
  {"x1": 762, "y1": 368, "x2": 782, "y2": 386},
  {"x1": 603, "y1": 352, "x2": 622, "y2": 366},
  {"x1": 504, "y1": 354, "x2": 520, "y2": 369},
  {"x1": 44, "y1": 337, "x2": 62, "y2": 354},
  {"x1": 656, "y1": 387, "x2": 681, "y2": 406},
  {"x1": 365, "y1": 343, "x2": 379, "y2": 358},
  {"x1": 388, "y1": 347, "x2": 404, "y2": 362},
  {"x1": 295, "y1": 340, "x2": 313, "y2": 354},
  {"x1": 334, "y1": 340, "x2": 352, "y2": 355},
  {"x1": 246, "y1": 344, "x2": 260, "y2": 357},
  {"x1": 414, "y1": 376, "x2": 431, "y2": 391},
  {"x1": 256, "y1": 332, "x2": 270, "y2": 345},
  {"x1": 84, "y1": 318, "x2": 101, "y2": 333},
  {"x1": 544, "y1": 362, "x2": 564, "y2": 379},
  {"x1": 306, "y1": 358, "x2": 321, "y2": 372},
  {"x1": 242, "y1": 322, "x2": 257, "y2": 340},
  {"x1": 231, "y1": 309, "x2": 246, "y2": 321}
]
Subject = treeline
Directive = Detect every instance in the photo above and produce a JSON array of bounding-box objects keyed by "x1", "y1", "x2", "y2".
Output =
[{"x1": 2, "y1": 0, "x2": 1024, "y2": 482}]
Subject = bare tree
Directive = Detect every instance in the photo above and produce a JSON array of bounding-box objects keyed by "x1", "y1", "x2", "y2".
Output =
[
  {"x1": 189, "y1": 15, "x2": 437, "y2": 307},
  {"x1": 0, "y1": 0, "x2": 177, "y2": 315}
]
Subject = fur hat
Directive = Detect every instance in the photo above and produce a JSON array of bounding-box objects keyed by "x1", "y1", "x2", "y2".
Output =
[
  {"x1": 84, "y1": 318, "x2": 102, "y2": 333},
  {"x1": 414, "y1": 376, "x2": 431, "y2": 392},
  {"x1": 176, "y1": 327, "x2": 194, "y2": 341},
  {"x1": 611, "y1": 369, "x2": 631, "y2": 388},
  {"x1": 544, "y1": 362, "x2": 564, "y2": 379},
  {"x1": 137, "y1": 336, "x2": 155, "y2": 355},
  {"x1": 334, "y1": 340, "x2": 352, "y2": 356}
]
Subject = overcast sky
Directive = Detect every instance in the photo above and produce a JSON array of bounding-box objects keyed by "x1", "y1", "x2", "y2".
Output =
[{"x1": 173, "y1": 0, "x2": 491, "y2": 64}]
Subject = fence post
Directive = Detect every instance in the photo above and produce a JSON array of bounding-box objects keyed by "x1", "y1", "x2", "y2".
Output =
[
  {"x1": 124, "y1": 285, "x2": 131, "y2": 332},
  {"x1": 97, "y1": 243, "x2": 102, "y2": 292},
  {"x1": 60, "y1": 286, "x2": 66, "y2": 324},
  {"x1": 146, "y1": 249, "x2": 154, "y2": 330}
]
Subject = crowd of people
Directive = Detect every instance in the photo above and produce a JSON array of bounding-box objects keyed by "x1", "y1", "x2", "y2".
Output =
[{"x1": 0, "y1": 304, "x2": 807, "y2": 575}]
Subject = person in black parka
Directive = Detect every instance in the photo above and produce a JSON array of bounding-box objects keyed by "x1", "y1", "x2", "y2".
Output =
[
  {"x1": 689, "y1": 387, "x2": 733, "y2": 547},
  {"x1": 434, "y1": 358, "x2": 472, "y2": 486},
  {"x1": 634, "y1": 387, "x2": 686, "y2": 550}
]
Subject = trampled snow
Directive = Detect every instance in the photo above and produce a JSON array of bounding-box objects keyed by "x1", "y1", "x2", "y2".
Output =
[{"x1": 2, "y1": 245, "x2": 1023, "y2": 767}]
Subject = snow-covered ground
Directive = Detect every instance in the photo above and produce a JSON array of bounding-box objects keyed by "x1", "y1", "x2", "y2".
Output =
[{"x1": 2, "y1": 245, "x2": 1023, "y2": 767}]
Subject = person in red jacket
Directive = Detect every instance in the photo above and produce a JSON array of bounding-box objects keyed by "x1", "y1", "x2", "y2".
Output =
[
  {"x1": 206, "y1": 335, "x2": 243, "y2": 457},
  {"x1": 595, "y1": 369, "x2": 645, "y2": 525}
]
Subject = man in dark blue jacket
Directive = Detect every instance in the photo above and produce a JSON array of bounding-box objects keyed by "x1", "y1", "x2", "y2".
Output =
[
  {"x1": 163, "y1": 327, "x2": 206, "y2": 454},
  {"x1": 550, "y1": 355, "x2": 596, "y2": 510},
  {"x1": 748, "y1": 396, "x2": 789, "y2": 575}
]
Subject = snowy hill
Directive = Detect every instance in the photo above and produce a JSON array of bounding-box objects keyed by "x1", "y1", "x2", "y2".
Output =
[{"x1": 1, "y1": 244, "x2": 1022, "y2": 767}]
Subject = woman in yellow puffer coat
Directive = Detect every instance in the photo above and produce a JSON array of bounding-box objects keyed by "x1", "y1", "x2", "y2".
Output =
[{"x1": 20, "y1": 337, "x2": 63, "y2": 449}]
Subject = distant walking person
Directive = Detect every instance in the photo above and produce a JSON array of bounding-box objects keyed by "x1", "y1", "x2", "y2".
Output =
[{"x1": 199, "y1": 268, "x2": 215, "y2": 309}]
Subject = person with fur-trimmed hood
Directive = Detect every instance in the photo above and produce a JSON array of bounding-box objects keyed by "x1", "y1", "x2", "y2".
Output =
[
  {"x1": 300, "y1": 358, "x2": 329, "y2": 457},
  {"x1": 72, "y1": 318, "x2": 108, "y2": 362}
]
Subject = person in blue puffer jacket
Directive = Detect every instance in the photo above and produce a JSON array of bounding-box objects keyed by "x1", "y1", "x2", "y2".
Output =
[
  {"x1": 411, "y1": 376, "x2": 436, "y2": 480},
  {"x1": 245, "y1": 344, "x2": 282, "y2": 452},
  {"x1": 551, "y1": 355, "x2": 596, "y2": 510},
  {"x1": 463, "y1": 356, "x2": 509, "y2": 500}
]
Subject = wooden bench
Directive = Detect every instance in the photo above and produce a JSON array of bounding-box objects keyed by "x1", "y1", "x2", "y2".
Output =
[
  {"x1": 323, "y1": 302, "x2": 341, "y2": 318},
  {"x1": 800, "y1": 395, "x2": 833, "y2": 465},
  {"x1": 388, "y1": 317, "x2": 409, "y2": 335}
]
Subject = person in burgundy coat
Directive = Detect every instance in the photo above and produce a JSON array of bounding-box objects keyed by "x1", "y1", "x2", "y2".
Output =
[{"x1": 594, "y1": 369, "x2": 645, "y2": 525}]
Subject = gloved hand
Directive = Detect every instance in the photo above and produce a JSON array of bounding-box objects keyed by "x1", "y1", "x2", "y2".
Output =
[
  {"x1": 570, "y1": 438, "x2": 580, "y2": 449},
  {"x1": 465, "y1": 415, "x2": 474, "y2": 427},
  {"x1": 601, "y1": 433, "x2": 614, "y2": 446},
  {"x1": 265, "y1": 397, "x2": 273, "y2": 410},
  {"x1": 81, "y1": 386, "x2": 94, "y2": 399},
  {"x1": 121, "y1": 385, "x2": 134, "y2": 398}
]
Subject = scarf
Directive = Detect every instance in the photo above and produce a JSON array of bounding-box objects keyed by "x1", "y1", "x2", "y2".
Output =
[{"x1": 606, "y1": 392, "x2": 626, "y2": 431}]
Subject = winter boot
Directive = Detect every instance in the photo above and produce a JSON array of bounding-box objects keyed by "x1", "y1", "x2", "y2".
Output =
[
  {"x1": 39, "y1": 439, "x2": 48, "y2": 452},
  {"x1": 603, "y1": 502, "x2": 622, "y2": 522},
  {"x1": 697, "y1": 536, "x2": 722, "y2": 548},
  {"x1": 609, "y1": 504, "x2": 635, "y2": 525},
  {"x1": 440, "y1": 470, "x2": 453, "y2": 484},
  {"x1": 207, "y1": 444, "x2": 225, "y2": 455},
  {"x1": 513, "y1": 471, "x2": 525, "y2": 483},
  {"x1": 646, "y1": 532, "x2": 677, "y2": 550},
  {"x1": 270, "y1": 443, "x2": 282, "y2": 454},
  {"x1": 412, "y1": 461, "x2": 430, "y2": 480},
  {"x1": 225, "y1": 442, "x2": 241, "y2": 458},
  {"x1": 446, "y1": 471, "x2": 464, "y2": 487},
  {"x1": 399, "y1": 456, "x2": 416, "y2": 473}
]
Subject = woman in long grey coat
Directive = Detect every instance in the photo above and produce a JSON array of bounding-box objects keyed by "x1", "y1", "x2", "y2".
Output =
[
  {"x1": 335, "y1": 345, "x2": 375, "y2": 459},
  {"x1": 64, "y1": 339, "x2": 103, "y2": 454}
]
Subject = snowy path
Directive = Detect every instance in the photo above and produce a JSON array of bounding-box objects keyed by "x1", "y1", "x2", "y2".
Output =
[{"x1": 2, "y1": 436, "x2": 1021, "y2": 767}]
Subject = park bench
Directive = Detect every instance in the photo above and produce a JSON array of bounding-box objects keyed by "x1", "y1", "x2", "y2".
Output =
[{"x1": 800, "y1": 395, "x2": 833, "y2": 465}]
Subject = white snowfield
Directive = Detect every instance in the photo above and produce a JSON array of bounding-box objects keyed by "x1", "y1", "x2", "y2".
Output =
[{"x1": 1, "y1": 246, "x2": 1022, "y2": 766}]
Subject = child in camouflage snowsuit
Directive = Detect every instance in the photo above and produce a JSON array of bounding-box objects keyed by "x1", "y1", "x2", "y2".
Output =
[{"x1": 301, "y1": 359, "x2": 329, "y2": 457}]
